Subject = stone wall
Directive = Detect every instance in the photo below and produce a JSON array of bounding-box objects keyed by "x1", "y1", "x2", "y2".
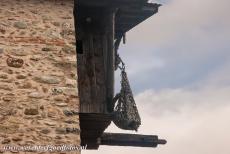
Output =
[{"x1": 0, "y1": 0, "x2": 80, "y2": 153}]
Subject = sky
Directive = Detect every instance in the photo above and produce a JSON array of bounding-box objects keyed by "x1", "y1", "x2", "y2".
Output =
[{"x1": 83, "y1": 0, "x2": 230, "y2": 154}]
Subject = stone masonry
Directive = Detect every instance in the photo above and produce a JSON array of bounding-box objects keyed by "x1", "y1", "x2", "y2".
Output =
[{"x1": 0, "y1": 0, "x2": 80, "y2": 153}]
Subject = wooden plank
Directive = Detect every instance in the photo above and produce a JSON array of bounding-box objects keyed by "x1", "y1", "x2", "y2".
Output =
[
  {"x1": 102, "y1": 34, "x2": 108, "y2": 112},
  {"x1": 105, "y1": 9, "x2": 116, "y2": 113},
  {"x1": 78, "y1": 0, "x2": 145, "y2": 7},
  {"x1": 78, "y1": 34, "x2": 109, "y2": 113},
  {"x1": 100, "y1": 133, "x2": 167, "y2": 147},
  {"x1": 76, "y1": 6, "x2": 112, "y2": 113}
]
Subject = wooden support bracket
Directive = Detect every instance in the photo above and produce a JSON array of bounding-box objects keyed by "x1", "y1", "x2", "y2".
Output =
[{"x1": 99, "y1": 133, "x2": 167, "y2": 148}]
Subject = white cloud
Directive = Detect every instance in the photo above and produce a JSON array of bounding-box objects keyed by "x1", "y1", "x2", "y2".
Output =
[
  {"x1": 196, "y1": 59, "x2": 230, "y2": 89},
  {"x1": 128, "y1": 0, "x2": 230, "y2": 46},
  {"x1": 134, "y1": 87, "x2": 230, "y2": 154},
  {"x1": 117, "y1": 0, "x2": 230, "y2": 91},
  {"x1": 83, "y1": 86, "x2": 230, "y2": 154}
]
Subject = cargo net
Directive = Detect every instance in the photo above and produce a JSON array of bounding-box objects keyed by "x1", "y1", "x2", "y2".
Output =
[{"x1": 113, "y1": 52, "x2": 141, "y2": 131}]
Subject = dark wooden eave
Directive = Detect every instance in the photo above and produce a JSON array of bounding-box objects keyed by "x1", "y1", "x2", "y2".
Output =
[
  {"x1": 77, "y1": 0, "x2": 161, "y2": 39},
  {"x1": 115, "y1": 3, "x2": 161, "y2": 38}
]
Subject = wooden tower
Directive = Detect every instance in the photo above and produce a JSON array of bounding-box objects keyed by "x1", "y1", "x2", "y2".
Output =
[{"x1": 74, "y1": 0, "x2": 166, "y2": 149}]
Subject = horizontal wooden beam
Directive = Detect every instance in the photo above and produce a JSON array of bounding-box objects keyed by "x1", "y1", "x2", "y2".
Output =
[
  {"x1": 99, "y1": 133, "x2": 167, "y2": 148},
  {"x1": 78, "y1": 0, "x2": 145, "y2": 7}
]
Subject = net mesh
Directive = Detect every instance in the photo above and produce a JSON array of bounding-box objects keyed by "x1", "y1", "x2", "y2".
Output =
[{"x1": 113, "y1": 54, "x2": 141, "y2": 131}]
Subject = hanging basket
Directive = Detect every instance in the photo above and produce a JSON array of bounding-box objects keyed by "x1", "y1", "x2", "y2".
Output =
[{"x1": 113, "y1": 60, "x2": 141, "y2": 131}]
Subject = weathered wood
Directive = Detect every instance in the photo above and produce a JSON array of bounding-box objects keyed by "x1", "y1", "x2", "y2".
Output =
[
  {"x1": 76, "y1": 6, "x2": 115, "y2": 114},
  {"x1": 74, "y1": 0, "x2": 164, "y2": 150},
  {"x1": 100, "y1": 133, "x2": 167, "y2": 148},
  {"x1": 78, "y1": 0, "x2": 147, "y2": 8},
  {"x1": 106, "y1": 9, "x2": 116, "y2": 112},
  {"x1": 78, "y1": 34, "x2": 108, "y2": 113},
  {"x1": 75, "y1": 0, "x2": 160, "y2": 113},
  {"x1": 80, "y1": 113, "x2": 112, "y2": 149},
  {"x1": 115, "y1": 3, "x2": 160, "y2": 38}
]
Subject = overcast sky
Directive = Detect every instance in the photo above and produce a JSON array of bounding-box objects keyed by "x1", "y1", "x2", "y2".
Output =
[{"x1": 83, "y1": 0, "x2": 230, "y2": 154}]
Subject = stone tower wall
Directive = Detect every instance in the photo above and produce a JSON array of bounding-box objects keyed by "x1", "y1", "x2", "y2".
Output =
[{"x1": 0, "y1": 0, "x2": 80, "y2": 153}]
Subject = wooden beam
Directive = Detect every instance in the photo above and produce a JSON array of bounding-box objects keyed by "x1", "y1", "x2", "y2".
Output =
[
  {"x1": 78, "y1": 0, "x2": 146, "y2": 8},
  {"x1": 99, "y1": 133, "x2": 167, "y2": 148},
  {"x1": 106, "y1": 9, "x2": 116, "y2": 112}
]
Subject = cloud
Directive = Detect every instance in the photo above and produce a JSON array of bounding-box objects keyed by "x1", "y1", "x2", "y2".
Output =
[
  {"x1": 195, "y1": 60, "x2": 230, "y2": 89},
  {"x1": 116, "y1": 0, "x2": 230, "y2": 92},
  {"x1": 128, "y1": 0, "x2": 230, "y2": 45},
  {"x1": 134, "y1": 86, "x2": 230, "y2": 154},
  {"x1": 83, "y1": 86, "x2": 230, "y2": 154}
]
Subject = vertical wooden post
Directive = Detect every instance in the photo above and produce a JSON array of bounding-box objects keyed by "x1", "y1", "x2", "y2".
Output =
[{"x1": 106, "y1": 9, "x2": 116, "y2": 113}]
